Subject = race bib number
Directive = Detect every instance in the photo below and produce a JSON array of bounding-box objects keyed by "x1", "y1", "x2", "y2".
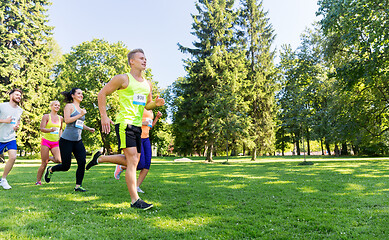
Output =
[
  {"x1": 133, "y1": 94, "x2": 146, "y2": 106},
  {"x1": 75, "y1": 120, "x2": 84, "y2": 129},
  {"x1": 146, "y1": 118, "x2": 153, "y2": 128},
  {"x1": 9, "y1": 116, "x2": 16, "y2": 124},
  {"x1": 50, "y1": 127, "x2": 59, "y2": 135}
]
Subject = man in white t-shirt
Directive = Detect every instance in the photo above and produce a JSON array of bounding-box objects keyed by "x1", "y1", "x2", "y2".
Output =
[{"x1": 0, "y1": 89, "x2": 23, "y2": 190}]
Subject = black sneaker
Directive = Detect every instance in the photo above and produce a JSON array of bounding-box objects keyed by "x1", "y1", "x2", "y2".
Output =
[
  {"x1": 44, "y1": 166, "x2": 53, "y2": 183},
  {"x1": 74, "y1": 186, "x2": 87, "y2": 192},
  {"x1": 86, "y1": 151, "x2": 102, "y2": 170},
  {"x1": 131, "y1": 198, "x2": 153, "y2": 210}
]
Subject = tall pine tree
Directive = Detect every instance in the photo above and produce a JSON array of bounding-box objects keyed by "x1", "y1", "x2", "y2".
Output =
[
  {"x1": 175, "y1": 0, "x2": 248, "y2": 161},
  {"x1": 239, "y1": 0, "x2": 276, "y2": 159}
]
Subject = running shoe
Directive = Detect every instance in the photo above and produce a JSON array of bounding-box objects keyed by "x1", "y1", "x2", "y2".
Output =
[
  {"x1": 131, "y1": 198, "x2": 153, "y2": 210},
  {"x1": 74, "y1": 186, "x2": 87, "y2": 192},
  {"x1": 35, "y1": 181, "x2": 42, "y2": 186},
  {"x1": 44, "y1": 166, "x2": 53, "y2": 183},
  {"x1": 137, "y1": 187, "x2": 145, "y2": 193},
  {"x1": 86, "y1": 151, "x2": 102, "y2": 170},
  {"x1": 1, "y1": 179, "x2": 11, "y2": 189},
  {"x1": 114, "y1": 165, "x2": 123, "y2": 180}
]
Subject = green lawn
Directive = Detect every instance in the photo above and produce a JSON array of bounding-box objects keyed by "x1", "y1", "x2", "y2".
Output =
[{"x1": 0, "y1": 157, "x2": 388, "y2": 239}]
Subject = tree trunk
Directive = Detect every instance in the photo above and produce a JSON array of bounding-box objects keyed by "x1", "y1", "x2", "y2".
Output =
[
  {"x1": 320, "y1": 138, "x2": 324, "y2": 155},
  {"x1": 341, "y1": 142, "x2": 348, "y2": 156},
  {"x1": 251, "y1": 147, "x2": 257, "y2": 161},
  {"x1": 306, "y1": 128, "x2": 311, "y2": 155},
  {"x1": 243, "y1": 143, "x2": 246, "y2": 156},
  {"x1": 296, "y1": 140, "x2": 301, "y2": 155},
  {"x1": 334, "y1": 144, "x2": 340, "y2": 157},
  {"x1": 352, "y1": 145, "x2": 359, "y2": 156},
  {"x1": 206, "y1": 142, "x2": 213, "y2": 162},
  {"x1": 325, "y1": 140, "x2": 331, "y2": 155}
]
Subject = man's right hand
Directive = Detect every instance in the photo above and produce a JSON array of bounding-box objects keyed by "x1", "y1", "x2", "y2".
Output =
[
  {"x1": 101, "y1": 116, "x2": 114, "y2": 134},
  {"x1": 4, "y1": 116, "x2": 12, "y2": 124}
]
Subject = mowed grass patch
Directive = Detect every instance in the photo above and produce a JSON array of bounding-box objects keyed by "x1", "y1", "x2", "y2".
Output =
[{"x1": 0, "y1": 159, "x2": 388, "y2": 239}]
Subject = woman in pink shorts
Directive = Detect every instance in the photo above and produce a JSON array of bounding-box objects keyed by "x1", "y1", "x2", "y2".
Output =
[{"x1": 36, "y1": 101, "x2": 63, "y2": 185}]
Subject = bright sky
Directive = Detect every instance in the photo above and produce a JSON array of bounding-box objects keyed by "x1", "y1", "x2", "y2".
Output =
[{"x1": 48, "y1": 0, "x2": 320, "y2": 89}]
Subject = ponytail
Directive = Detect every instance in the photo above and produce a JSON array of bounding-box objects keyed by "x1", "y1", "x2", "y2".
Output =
[{"x1": 61, "y1": 88, "x2": 80, "y2": 103}]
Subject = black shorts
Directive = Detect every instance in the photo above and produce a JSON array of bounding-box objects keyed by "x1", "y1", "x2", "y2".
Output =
[{"x1": 115, "y1": 124, "x2": 142, "y2": 153}]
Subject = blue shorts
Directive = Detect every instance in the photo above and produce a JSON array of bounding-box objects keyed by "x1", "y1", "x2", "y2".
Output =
[
  {"x1": 0, "y1": 140, "x2": 17, "y2": 154},
  {"x1": 137, "y1": 138, "x2": 152, "y2": 170}
]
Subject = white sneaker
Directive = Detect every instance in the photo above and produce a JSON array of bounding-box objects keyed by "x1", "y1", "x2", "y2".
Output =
[
  {"x1": 137, "y1": 187, "x2": 144, "y2": 193},
  {"x1": 1, "y1": 179, "x2": 12, "y2": 189}
]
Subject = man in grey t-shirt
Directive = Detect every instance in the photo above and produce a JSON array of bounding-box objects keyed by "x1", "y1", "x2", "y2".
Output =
[{"x1": 0, "y1": 89, "x2": 23, "y2": 190}]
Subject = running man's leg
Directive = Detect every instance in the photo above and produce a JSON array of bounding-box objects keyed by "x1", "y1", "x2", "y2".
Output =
[
  {"x1": 2, "y1": 149, "x2": 17, "y2": 179},
  {"x1": 137, "y1": 138, "x2": 151, "y2": 188},
  {"x1": 123, "y1": 147, "x2": 141, "y2": 203},
  {"x1": 99, "y1": 154, "x2": 127, "y2": 165},
  {"x1": 86, "y1": 153, "x2": 127, "y2": 170}
]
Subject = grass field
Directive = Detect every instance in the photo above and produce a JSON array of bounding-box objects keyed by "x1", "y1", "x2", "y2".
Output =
[{"x1": 0, "y1": 156, "x2": 388, "y2": 239}]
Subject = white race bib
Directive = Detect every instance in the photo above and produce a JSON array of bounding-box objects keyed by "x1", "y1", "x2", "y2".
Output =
[
  {"x1": 146, "y1": 118, "x2": 153, "y2": 128},
  {"x1": 9, "y1": 116, "x2": 16, "y2": 124},
  {"x1": 51, "y1": 127, "x2": 59, "y2": 135},
  {"x1": 133, "y1": 94, "x2": 146, "y2": 106},
  {"x1": 75, "y1": 120, "x2": 84, "y2": 129}
]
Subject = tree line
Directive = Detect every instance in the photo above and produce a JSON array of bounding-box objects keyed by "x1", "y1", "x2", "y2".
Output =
[
  {"x1": 1, "y1": 0, "x2": 387, "y2": 159},
  {"x1": 166, "y1": 0, "x2": 389, "y2": 160}
]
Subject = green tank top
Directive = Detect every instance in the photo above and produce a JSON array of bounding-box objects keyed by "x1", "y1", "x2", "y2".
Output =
[{"x1": 115, "y1": 73, "x2": 150, "y2": 127}]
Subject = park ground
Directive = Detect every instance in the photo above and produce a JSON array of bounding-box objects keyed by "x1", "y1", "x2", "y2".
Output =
[{"x1": 0, "y1": 155, "x2": 388, "y2": 239}]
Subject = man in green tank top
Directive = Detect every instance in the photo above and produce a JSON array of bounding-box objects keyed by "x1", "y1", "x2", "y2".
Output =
[{"x1": 86, "y1": 49, "x2": 164, "y2": 210}]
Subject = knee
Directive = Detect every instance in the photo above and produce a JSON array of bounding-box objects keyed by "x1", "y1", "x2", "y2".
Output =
[
  {"x1": 78, "y1": 160, "x2": 86, "y2": 168},
  {"x1": 62, "y1": 163, "x2": 71, "y2": 171}
]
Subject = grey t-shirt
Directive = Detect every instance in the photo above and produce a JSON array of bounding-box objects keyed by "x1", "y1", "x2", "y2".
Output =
[
  {"x1": 61, "y1": 105, "x2": 85, "y2": 141},
  {"x1": 0, "y1": 102, "x2": 23, "y2": 142}
]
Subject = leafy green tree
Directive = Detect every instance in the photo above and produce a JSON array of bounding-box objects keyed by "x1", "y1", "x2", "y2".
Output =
[
  {"x1": 0, "y1": 0, "x2": 57, "y2": 154},
  {"x1": 54, "y1": 39, "x2": 130, "y2": 153},
  {"x1": 55, "y1": 39, "x2": 167, "y2": 153},
  {"x1": 318, "y1": 0, "x2": 389, "y2": 155},
  {"x1": 175, "y1": 0, "x2": 248, "y2": 161}
]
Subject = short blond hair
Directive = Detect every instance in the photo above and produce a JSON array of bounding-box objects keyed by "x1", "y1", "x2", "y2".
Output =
[
  {"x1": 50, "y1": 100, "x2": 60, "y2": 107},
  {"x1": 127, "y1": 48, "x2": 144, "y2": 66}
]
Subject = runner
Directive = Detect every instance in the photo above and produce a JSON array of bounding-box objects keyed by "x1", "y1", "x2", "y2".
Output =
[
  {"x1": 86, "y1": 49, "x2": 165, "y2": 210},
  {"x1": 35, "y1": 100, "x2": 63, "y2": 185},
  {"x1": 0, "y1": 89, "x2": 23, "y2": 190},
  {"x1": 114, "y1": 110, "x2": 162, "y2": 195},
  {"x1": 44, "y1": 88, "x2": 95, "y2": 192}
]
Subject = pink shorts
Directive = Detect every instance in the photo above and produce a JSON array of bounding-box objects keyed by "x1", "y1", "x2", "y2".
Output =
[{"x1": 41, "y1": 138, "x2": 59, "y2": 149}]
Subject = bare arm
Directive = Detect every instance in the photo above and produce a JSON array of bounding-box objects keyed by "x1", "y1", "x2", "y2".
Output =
[
  {"x1": 152, "y1": 111, "x2": 162, "y2": 127},
  {"x1": 0, "y1": 116, "x2": 12, "y2": 124},
  {"x1": 59, "y1": 116, "x2": 63, "y2": 137},
  {"x1": 83, "y1": 124, "x2": 95, "y2": 133},
  {"x1": 63, "y1": 104, "x2": 86, "y2": 124},
  {"x1": 98, "y1": 74, "x2": 127, "y2": 134},
  {"x1": 40, "y1": 114, "x2": 54, "y2": 133}
]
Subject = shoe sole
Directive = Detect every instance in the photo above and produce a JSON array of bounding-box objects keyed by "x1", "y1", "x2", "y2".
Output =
[
  {"x1": 86, "y1": 151, "x2": 101, "y2": 170},
  {"x1": 44, "y1": 167, "x2": 51, "y2": 183}
]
